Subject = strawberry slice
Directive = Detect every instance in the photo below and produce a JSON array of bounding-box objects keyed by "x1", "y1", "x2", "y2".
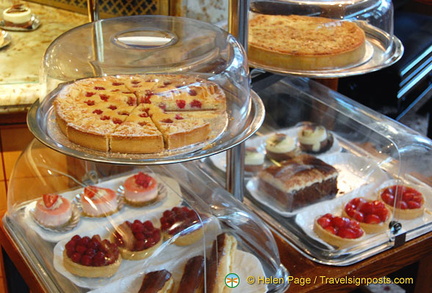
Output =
[{"x1": 43, "y1": 194, "x2": 59, "y2": 208}]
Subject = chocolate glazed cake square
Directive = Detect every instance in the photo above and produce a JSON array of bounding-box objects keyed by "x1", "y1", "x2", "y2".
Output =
[{"x1": 258, "y1": 154, "x2": 338, "y2": 212}]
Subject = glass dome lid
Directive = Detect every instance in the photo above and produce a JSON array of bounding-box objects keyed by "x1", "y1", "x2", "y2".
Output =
[
  {"x1": 29, "y1": 15, "x2": 263, "y2": 165},
  {"x1": 248, "y1": 0, "x2": 402, "y2": 77}
]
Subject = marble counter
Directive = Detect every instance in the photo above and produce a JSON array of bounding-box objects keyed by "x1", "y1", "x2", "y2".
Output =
[{"x1": 0, "y1": 1, "x2": 87, "y2": 110}]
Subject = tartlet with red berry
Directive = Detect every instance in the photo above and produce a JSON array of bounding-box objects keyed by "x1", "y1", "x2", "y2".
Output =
[
  {"x1": 379, "y1": 184, "x2": 425, "y2": 220},
  {"x1": 112, "y1": 219, "x2": 162, "y2": 260},
  {"x1": 63, "y1": 235, "x2": 121, "y2": 278},
  {"x1": 160, "y1": 206, "x2": 205, "y2": 246},
  {"x1": 343, "y1": 197, "x2": 392, "y2": 234},
  {"x1": 33, "y1": 194, "x2": 74, "y2": 229},
  {"x1": 80, "y1": 186, "x2": 119, "y2": 217},
  {"x1": 313, "y1": 213, "x2": 365, "y2": 248}
]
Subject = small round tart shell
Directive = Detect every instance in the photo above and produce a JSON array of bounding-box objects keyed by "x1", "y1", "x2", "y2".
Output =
[
  {"x1": 378, "y1": 185, "x2": 425, "y2": 220},
  {"x1": 313, "y1": 219, "x2": 365, "y2": 249},
  {"x1": 116, "y1": 237, "x2": 163, "y2": 260},
  {"x1": 163, "y1": 225, "x2": 205, "y2": 246},
  {"x1": 63, "y1": 250, "x2": 121, "y2": 278},
  {"x1": 342, "y1": 207, "x2": 392, "y2": 234}
]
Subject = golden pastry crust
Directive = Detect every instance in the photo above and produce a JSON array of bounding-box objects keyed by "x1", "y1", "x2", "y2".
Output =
[
  {"x1": 313, "y1": 219, "x2": 365, "y2": 249},
  {"x1": 248, "y1": 14, "x2": 366, "y2": 70},
  {"x1": 54, "y1": 74, "x2": 226, "y2": 153},
  {"x1": 63, "y1": 250, "x2": 121, "y2": 278},
  {"x1": 118, "y1": 237, "x2": 163, "y2": 260}
]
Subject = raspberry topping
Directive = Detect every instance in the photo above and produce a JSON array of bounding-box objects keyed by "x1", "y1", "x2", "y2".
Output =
[
  {"x1": 92, "y1": 109, "x2": 103, "y2": 115},
  {"x1": 108, "y1": 105, "x2": 117, "y2": 110},
  {"x1": 113, "y1": 220, "x2": 161, "y2": 251},
  {"x1": 94, "y1": 86, "x2": 105, "y2": 91},
  {"x1": 85, "y1": 92, "x2": 95, "y2": 97},
  {"x1": 84, "y1": 100, "x2": 95, "y2": 106},
  {"x1": 161, "y1": 118, "x2": 173, "y2": 123},
  {"x1": 344, "y1": 197, "x2": 389, "y2": 224},
  {"x1": 65, "y1": 235, "x2": 119, "y2": 266},
  {"x1": 175, "y1": 114, "x2": 184, "y2": 120},
  {"x1": 133, "y1": 172, "x2": 154, "y2": 188},
  {"x1": 100, "y1": 94, "x2": 109, "y2": 101},
  {"x1": 317, "y1": 213, "x2": 364, "y2": 239},
  {"x1": 190, "y1": 100, "x2": 202, "y2": 108},
  {"x1": 176, "y1": 100, "x2": 186, "y2": 109},
  {"x1": 112, "y1": 118, "x2": 123, "y2": 124},
  {"x1": 380, "y1": 185, "x2": 423, "y2": 210},
  {"x1": 100, "y1": 115, "x2": 110, "y2": 120},
  {"x1": 160, "y1": 206, "x2": 201, "y2": 236},
  {"x1": 43, "y1": 194, "x2": 59, "y2": 208},
  {"x1": 188, "y1": 89, "x2": 197, "y2": 96},
  {"x1": 112, "y1": 82, "x2": 124, "y2": 86}
]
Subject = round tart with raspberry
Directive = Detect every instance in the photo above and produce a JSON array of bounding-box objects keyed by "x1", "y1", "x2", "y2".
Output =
[
  {"x1": 112, "y1": 219, "x2": 162, "y2": 260},
  {"x1": 160, "y1": 206, "x2": 205, "y2": 246},
  {"x1": 379, "y1": 184, "x2": 425, "y2": 220},
  {"x1": 80, "y1": 186, "x2": 119, "y2": 217},
  {"x1": 33, "y1": 194, "x2": 75, "y2": 230},
  {"x1": 313, "y1": 213, "x2": 365, "y2": 248},
  {"x1": 343, "y1": 197, "x2": 392, "y2": 234},
  {"x1": 63, "y1": 234, "x2": 121, "y2": 278},
  {"x1": 123, "y1": 172, "x2": 159, "y2": 207}
]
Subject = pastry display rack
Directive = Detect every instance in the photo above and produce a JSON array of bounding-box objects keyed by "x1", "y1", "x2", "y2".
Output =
[
  {"x1": 3, "y1": 15, "x2": 289, "y2": 292},
  {"x1": 247, "y1": 0, "x2": 404, "y2": 78},
  {"x1": 201, "y1": 75, "x2": 432, "y2": 266}
]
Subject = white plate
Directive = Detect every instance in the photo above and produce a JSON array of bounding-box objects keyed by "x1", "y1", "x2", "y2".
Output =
[
  {"x1": 246, "y1": 153, "x2": 390, "y2": 217},
  {"x1": 24, "y1": 174, "x2": 182, "y2": 243},
  {"x1": 209, "y1": 126, "x2": 341, "y2": 173}
]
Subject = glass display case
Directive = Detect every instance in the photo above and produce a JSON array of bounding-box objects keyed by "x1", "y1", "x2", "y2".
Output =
[
  {"x1": 202, "y1": 75, "x2": 432, "y2": 266},
  {"x1": 247, "y1": 0, "x2": 403, "y2": 77}
]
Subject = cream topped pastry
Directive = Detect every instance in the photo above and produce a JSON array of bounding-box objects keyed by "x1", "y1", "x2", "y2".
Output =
[
  {"x1": 2, "y1": 4, "x2": 32, "y2": 28},
  {"x1": 298, "y1": 123, "x2": 333, "y2": 154},
  {"x1": 123, "y1": 172, "x2": 158, "y2": 206},
  {"x1": 81, "y1": 186, "x2": 118, "y2": 217},
  {"x1": 265, "y1": 133, "x2": 299, "y2": 162},
  {"x1": 33, "y1": 194, "x2": 73, "y2": 228},
  {"x1": 244, "y1": 147, "x2": 265, "y2": 172}
]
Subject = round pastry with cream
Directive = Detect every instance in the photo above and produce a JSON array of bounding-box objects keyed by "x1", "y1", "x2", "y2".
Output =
[
  {"x1": 160, "y1": 206, "x2": 205, "y2": 246},
  {"x1": 297, "y1": 122, "x2": 333, "y2": 154},
  {"x1": 265, "y1": 133, "x2": 299, "y2": 162},
  {"x1": 343, "y1": 197, "x2": 391, "y2": 234},
  {"x1": 313, "y1": 213, "x2": 365, "y2": 248},
  {"x1": 2, "y1": 4, "x2": 32, "y2": 28},
  {"x1": 379, "y1": 184, "x2": 425, "y2": 220},
  {"x1": 63, "y1": 234, "x2": 121, "y2": 278},
  {"x1": 33, "y1": 194, "x2": 73, "y2": 228},
  {"x1": 81, "y1": 186, "x2": 118, "y2": 217},
  {"x1": 244, "y1": 147, "x2": 265, "y2": 172},
  {"x1": 123, "y1": 172, "x2": 158, "y2": 206},
  {"x1": 112, "y1": 219, "x2": 162, "y2": 260}
]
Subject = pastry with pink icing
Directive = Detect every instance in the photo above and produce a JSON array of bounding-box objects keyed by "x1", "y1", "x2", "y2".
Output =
[
  {"x1": 33, "y1": 194, "x2": 73, "y2": 228},
  {"x1": 123, "y1": 172, "x2": 158, "y2": 206},
  {"x1": 81, "y1": 186, "x2": 118, "y2": 217}
]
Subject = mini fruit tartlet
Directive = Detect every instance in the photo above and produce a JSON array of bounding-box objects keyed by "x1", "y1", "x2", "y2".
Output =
[
  {"x1": 123, "y1": 172, "x2": 159, "y2": 206},
  {"x1": 63, "y1": 234, "x2": 121, "y2": 278},
  {"x1": 343, "y1": 197, "x2": 391, "y2": 234},
  {"x1": 160, "y1": 206, "x2": 205, "y2": 246},
  {"x1": 112, "y1": 219, "x2": 162, "y2": 260},
  {"x1": 33, "y1": 194, "x2": 73, "y2": 228},
  {"x1": 81, "y1": 186, "x2": 119, "y2": 217},
  {"x1": 265, "y1": 133, "x2": 300, "y2": 162},
  {"x1": 313, "y1": 213, "x2": 365, "y2": 248},
  {"x1": 379, "y1": 184, "x2": 425, "y2": 220}
]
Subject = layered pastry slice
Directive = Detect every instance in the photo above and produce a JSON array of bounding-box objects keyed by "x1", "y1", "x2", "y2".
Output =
[
  {"x1": 206, "y1": 233, "x2": 238, "y2": 293},
  {"x1": 258, "y1": 154, "x2": 338, "y2": 212}
]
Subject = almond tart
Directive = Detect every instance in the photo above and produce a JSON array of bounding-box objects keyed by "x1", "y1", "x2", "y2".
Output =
[
  {"x1": 343, "y1": 197, "x2": 392, "y2": 234},
  {"x1": 160, "y1": 206, "x2": 205, "y2": 246},
  {"x1": 63, "y1": 234, "x2": 121, "y2": 278},
  {"x1": 112, "y1": 219, "x2": 162, "y2": 260},
  {"x1": 379, "y1": 184, "x2": 425, "y2": 220},
  {"x1": 313, "y1": 213, "x2": 365, "y2": 248}
]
